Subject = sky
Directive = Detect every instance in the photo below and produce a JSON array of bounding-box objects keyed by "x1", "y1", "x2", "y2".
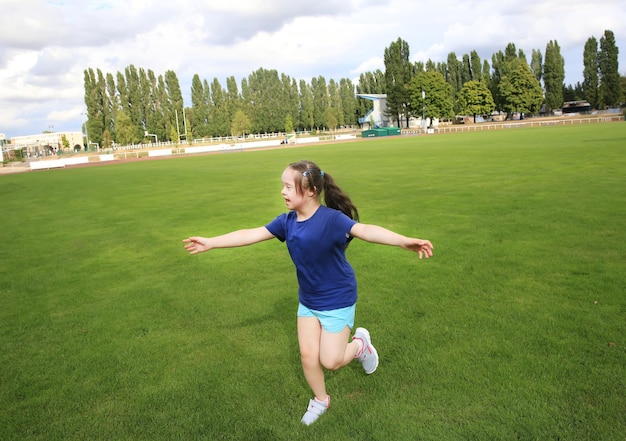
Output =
[{"x1": 1, "y1": 0, "x2": 625, "y2": 140}]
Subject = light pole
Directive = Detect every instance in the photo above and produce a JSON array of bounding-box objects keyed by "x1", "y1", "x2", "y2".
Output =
[
  {"x1": 81, "y1": 112, "x2": 89, "y2": 151},
  {"x1": 421, "y1": 90, "x2": 426, "y2": 132}
]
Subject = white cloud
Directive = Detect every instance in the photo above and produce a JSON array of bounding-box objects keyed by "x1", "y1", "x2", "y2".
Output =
[{"x1": 1, "y1": 0, "x2": 625, "y2": 138}]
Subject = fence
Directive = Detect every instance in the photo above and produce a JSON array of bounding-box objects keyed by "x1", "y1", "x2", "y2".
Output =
[
  {"x1": 26, "y1": 133, "x2": 357, "y2": 171},
  {"x1": 428, "y1": 115, "x2": 623, "y2": 134},
  {"x1": 18, "y1": 115, "x2": 626, "y2": 171}
]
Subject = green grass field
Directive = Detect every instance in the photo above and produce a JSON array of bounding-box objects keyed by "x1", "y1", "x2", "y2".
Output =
[{"x1": 1, "y1": 123, "x2": 625, "y2": 440}]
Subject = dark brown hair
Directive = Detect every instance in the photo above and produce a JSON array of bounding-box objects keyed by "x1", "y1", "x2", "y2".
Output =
[{"x1": 288, "y1": 160, "x2": 359, "y2": 222}]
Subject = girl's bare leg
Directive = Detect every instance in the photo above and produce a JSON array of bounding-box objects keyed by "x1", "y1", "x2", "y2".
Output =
[{"x1": 297, "y1": 316, "x2": 327, "y2": 399}]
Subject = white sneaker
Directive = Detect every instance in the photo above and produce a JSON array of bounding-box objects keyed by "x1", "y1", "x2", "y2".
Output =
[
  {"x1": 301, "y1": 396, "x2": 330, "y2": 425},
  {"x1": 353, "y1": 327, "x2": 379, "y2": 374}
]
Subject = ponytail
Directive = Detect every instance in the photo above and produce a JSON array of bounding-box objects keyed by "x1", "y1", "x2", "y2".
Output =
[
  {"x1": 288, "y1": 160, "x2": 359, "y2": 222},
  {"x1": 322, "y1": 173, "x2": 359, "y2": 222}
]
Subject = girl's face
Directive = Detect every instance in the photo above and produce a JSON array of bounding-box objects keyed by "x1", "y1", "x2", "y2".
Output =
[{"x1": 281, "y1": 167, "x2": 314, "y2": 211}]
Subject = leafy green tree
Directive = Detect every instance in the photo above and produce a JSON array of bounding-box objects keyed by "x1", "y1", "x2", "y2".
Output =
[
  {"x1": 169, "y1": 127, "x2": 178, "y2": 143},
  {"x1": 583, "y1": 36, "x2": 599, "y2": 108},
  {"x1": 457, "y1": 80, "x2": 495, "y2": 123},
  {"x1": 114, "y1": 109, "x2": 135, "y2": 145},
  {"x1": 246, "y1": 68, "x2": 284, "y2": 133},
  {"x1": 491, "y1": 43, "x2": 522, "y2": 111},
  {"x1": 61, "y1": 134, "x2": 70, "y2": 150},
  {"x1": 284, "y1": 113, "x2": 294, "y2": 134},
  {"x1": 231, "y1": 109, "x2": 251, "y2": 138},
  {"x1": 499, "y1": 61, "x2": 544, "y2": 116},
  {"x1": 408, "y1": 71, "x2": 454, "y2": 124},
  {"x1": 384, "y1": 38, "x2": 413, "y2": 127},
  {"x1": 543, "y1": 40, "x2": 565, "y2": 113},
  {"x1": 598, "y1": 29, "x2": 622, "y2": 107},
  {"x1": 326, "y1": 107, "x2": 338, "y2": 130},
  {"x1": 102, "y1": 129, "x2": 112, "y2": 150}
]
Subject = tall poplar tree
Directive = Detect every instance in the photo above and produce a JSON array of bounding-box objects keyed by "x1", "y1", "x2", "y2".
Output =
[
  {"x1": 190, "y1": 74, "x2": 209, "y2": 138},
  {"x1": 583, "y1": 36, "x2": 599, "y2": 108},
  {"x1": 328, "y1": 79, "x2": 342, "y2": 128},
  {"x1": 140, "y1": 68, "x2": 158, "y2": 141},
  {"x1": 165, "y1": 70, "x2": 184, "y2": 141},
  {"x1": 598, "y1": 29, "x2": 622, "y2": 107},
  {"x1": 461, "y1": 54, "x2": 472, "y2": 86},
  {"x1": 83, "y1": 68, "x2": 103, "y2": 147},
  {"x1": 105, "y1": 72, "x2": 118, "y2": 142},
  {"x1": 298, "y1": 79, "x2": 314, "y2": 131},
  {"x1": 311, "y1": 76, "x2": 329, "y2": 130},
  {"x1": 339, "y1": 78, "x2": 357, "y2": 127},
  {"x1": 446, "y1": 52, "x2": 463, "y2": 96},
  {"x1": 543, "y1": 40, "x2": 565, "y2": 113},
  {"x1": 125, "y1": 65, "x2": 144, "y2": 142},
  {"x1": 470, "y1": 51, "x2": 482, "y2": 82},
  {"x1": 283, "y1": 75, "x2": 300, "y2": 132},
  {"x1": 384, "y1": 38, "x2": 412, "y2": 127},
  {"x1": 209, "y1": 78, "x2": 228, "y2": 136}
]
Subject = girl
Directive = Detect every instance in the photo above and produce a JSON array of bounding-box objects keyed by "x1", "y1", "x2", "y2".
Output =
[{"x1": 183, "y1": 160, "x2": 433, "y2": 425}]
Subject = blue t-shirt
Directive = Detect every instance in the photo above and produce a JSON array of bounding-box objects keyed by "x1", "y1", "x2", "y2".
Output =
[{"x1": 265, "y1": 206, "x2": 358, "y2": 311}]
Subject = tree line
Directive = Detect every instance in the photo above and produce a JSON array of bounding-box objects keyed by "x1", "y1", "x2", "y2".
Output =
[{"x1": 84, "y1": 30, "x2": 623, "y2": 147}]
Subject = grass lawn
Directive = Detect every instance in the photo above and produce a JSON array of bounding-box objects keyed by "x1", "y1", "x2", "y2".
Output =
[{"x1": 1, "y1": 123, "x2": 625, "y2": 440}]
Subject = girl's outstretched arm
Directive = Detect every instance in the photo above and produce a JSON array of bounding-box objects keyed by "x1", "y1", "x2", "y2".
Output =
[
  {"x1": 350, "y1": 223, "x2": 433, "y2": 259},
  {"x1": 183, "y1": 227, "x2": 275, "y2": 255}
]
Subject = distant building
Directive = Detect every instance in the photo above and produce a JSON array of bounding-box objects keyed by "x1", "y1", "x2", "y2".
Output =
[
  {"x1": 357, "y1": 94, "x2": 391, "y2": 129},
  {"x1": 10, "y1": 131, "x2": 84, "y2": 155},
  {"x1": 562, "y1": 100, "x2": 592, "y2": 114},
  {"x1": 356, "y1": 93, "x2": 423, "y2": 129}
]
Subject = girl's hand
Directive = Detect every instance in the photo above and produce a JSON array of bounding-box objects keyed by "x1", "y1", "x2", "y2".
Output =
[
  {"x1": 404, "y1": 238, "x2": 434, "y2": 259},
  {"x1": 182, "y1": 237, "x2": 211, "y2": 255}
]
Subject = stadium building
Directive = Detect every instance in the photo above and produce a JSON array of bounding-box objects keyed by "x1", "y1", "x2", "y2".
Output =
[{"x1": 9, "y1": 131, "x2": 84, "y2": 157}]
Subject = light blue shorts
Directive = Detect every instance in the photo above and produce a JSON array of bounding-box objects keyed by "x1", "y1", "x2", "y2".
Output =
[{"x1": 297, "y1": 303, "x2": 356, "y2": 333}]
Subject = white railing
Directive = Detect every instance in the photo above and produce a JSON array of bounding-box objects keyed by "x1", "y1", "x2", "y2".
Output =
[{"x1": 430, "y1": 115, "x2": 623, "y2": 134}]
